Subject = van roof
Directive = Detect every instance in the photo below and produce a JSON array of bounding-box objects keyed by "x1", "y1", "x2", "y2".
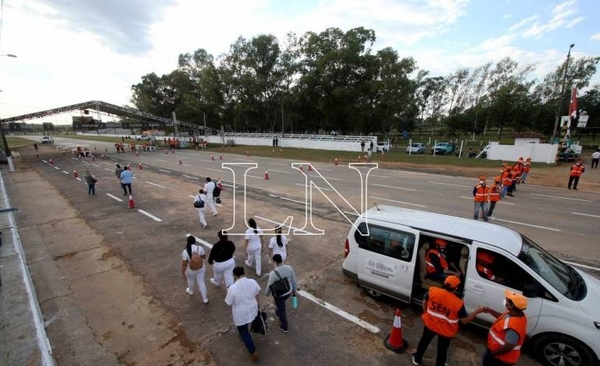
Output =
[{"x1": 362, "y1": 205, "x2": 523, "y2": 256}]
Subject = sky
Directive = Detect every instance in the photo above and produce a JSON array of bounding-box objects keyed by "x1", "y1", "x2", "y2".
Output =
[{"x1": 0, "y1": 0, "x2": 599, "y2": 124}]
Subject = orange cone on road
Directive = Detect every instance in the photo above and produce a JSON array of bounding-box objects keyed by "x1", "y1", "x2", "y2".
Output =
[
  {"x1": 358, "y1": 155, "x2": 362, "y2": 162},
  {"x1": 49, "y1": 159, "x2": 53, "y2": 166},
  {"x1": 334, "y1": 158, "x2": 339, "y2": 166},
  {"x1": 128, "y1": 195, "x2": 135, "y2": 209},
  {"x1": 384, "y1": 309, "x2": 408, "y2": 353},
  {"x1": 219, "y1": 154, "x2": 223, "y2": 160},
  {"x1": 73, "y1": 170, "x2": 78, "y2": 178},
  {"x1": 101, "y1": 155, "x2": 105, "y2": 160},
  {"x1": 211, "y1": 154, "x2": 215, "y2": 161},
  {"x1": 308, "y1": 164, "x2": 313, "y2": 171},
  {"x1": 171, "y1": 148, "x2": 175, "y2": 154},
  {"x1": 135, "y1": 151, "x2": 139, "y2": 157},
  {"x1": 179, "y1": 158, "x2": 182, "y2": 165},
  {"x1": 138, "y1": 163, "x2": 143, "y2": 170},
  {"x1": 299, "y1": 165, "x2": 303, "y2": 172},
  {"x1": 264, "y1": 169, "x2": 269, "y2": 180}
]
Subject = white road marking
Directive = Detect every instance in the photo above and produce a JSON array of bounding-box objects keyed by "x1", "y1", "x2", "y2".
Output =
[
  {"x1": 279, "y1": 196, "x2": 306, "y2": 204},
  {"x1": 564, "y1": 260, "x2": 600, "y2": 272},
  {"x1": 159, "y1": 169, "x2": 171, "y2": 173},
  {"x1": 372, "y1": 183, "x2": 417, "y2": 192},
  {"x1": 571, "y1": 212, "x2": 600, "y2": 219},
  {"x1": 268, "y1": 169, "x2": 290, "y2": 174},
  {"x1": 371, "y1": 196, "x2": 426, "y2": 208},
  {"x1": 221, "y1": 183, "x2": 237, "y2": 189},
  {"x1": 530, "y1": 193, "x2": 593, "y2": 203},
  {"x1": 458, "y1": 196, "x2": 516, "y2": 206},
  {"x1": 294, "y1": 183, "x2": 331, "y2": 191},
  {"x1": 62, "y1": 171, "x2": 69, "y2": 174},
  {"x1": 145, "y1": 181, "x2": 166, "y2": 189},
  {"x1": 313, "y1": 167, "x2": 331, "y2": 171},
  {"x1": 309, "y1": 175, "x2": 342, "y2": 181},
  {"x1": 189, "y1": 234, "x2": 213, "y2": 249},
  {"x1": 246, "y1": 175, "x2": 264, "y2": 179},
  {"x1": 76, "y1": 177, "x2": 81, "y2": 181},
  {"x1": 104, "y1": 168, "x2": 112, "y2": 172},
  {"x1": 369, "y1": 174, "x2": 390, "y2": 179},
  {"x1": 494, "y1": 218, "x2": 561, "y2": 232},
  {"x1": 138, "y1": 209, "x2": 162, "y2": 222},
  {"x1": 155, "y1": 159, "x2": 168, "y2": 162},
  {"x1": 183, "y1": 175, "x2": 199, "y2": 180},
  {"x1": 206, "y1": 168, "x2": 223, "y2": 173},
  {"x1": 430, "y1": 182, "x2": 471, "y2": 188},
  {"x1": 54, "y1": 166, "x2": 60, "y2": 170},
  {"x1": 343, "y1": 211, "x2": 359, "y2": 217},
  {"x1": 297, "y1": 290, "x2": 380, "y2": 334},
  {"x1": 254, "y1": 215, "x2": 309, "y2": 234},
  {"x1": 106, "y1": 193, "x2": 124, "y2": 202}
]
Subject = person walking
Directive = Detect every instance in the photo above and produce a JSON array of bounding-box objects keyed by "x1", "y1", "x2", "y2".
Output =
[
  {"x1": 481, "y1": 290, "x2": 528, "y2": 366},
  {"x1": 33, "y1": 143, "x2": 38, "y2": 152},
  {"x1": 244, "y1": 218, "x2": 264, "y2": 277},
  {"x1": 203, "y1": 177, "x2": 218, "y2": 216},
  {"x1": 591, "y1": 149, "x2": 600, "y2": 169},
  {"x1": 265, "y1": 254, "x2": 298, "y2": 333},
  {"x1": 486, "y1": 177, "x2": 501, "y2": 220},
  {"x1": 208, "y1": 230, "x2": 236, "y2": 288},
  {"x1": 225, "y1": 266, "x2": 261, "y2": 362},
  {"x1": 194, "y1": 189, "x2": 208, "y2": 228},
  {"x1": 83, "y1": 169, "x2": 97, "y2": 195},
  {"x1": 181, "y1": 235, "x2": 209, "y2": 304},
  {"x1": 114, "y1": 164, "x2": 124, "y2": 180},
  {"x1": 520, "y1": 158, "x2": 531, "y2": 183},
  {"x1": 568, "y1": 159, "x2": 585, "y2": 190},
  {"x1": 473, "y1": 176, "x2": 489, "y2": 222},
  {"x1": 120, "y1": 166, "x2": 133, "y2": 195},
  {"x1": 411, "y1": 276, "x2": 483, "y2": 366},
  {"x1": 268, "y1": 226, "x2": 289, "y2": 261}
]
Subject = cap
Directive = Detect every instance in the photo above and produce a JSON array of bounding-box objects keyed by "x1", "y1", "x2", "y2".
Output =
[
  {"x1": 504, "y1": 290, "x2": 528, "y2": 310},
  {"x1": 479, "y1": 175, "x2": 486, "y2": 180},
  {"x1": 435, "y1": 238, "x2": 447, "y2": 247},
  {"x1": 477, "y1": 251, "x2": 495, "y2": 264},
  {"x1": 526, "y1": 157, "x2": 531, "y2": 161},
  {"x1": 494, "y1": 176, "x2": 501, "y2": 182},
  {"x1": 444, "y1": 275, "x2": 461, "y2": 289}
]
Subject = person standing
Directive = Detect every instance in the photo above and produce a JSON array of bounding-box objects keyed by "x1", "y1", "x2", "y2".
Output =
[
  {"x1": 473, "y1": 176, "x2": 489, "y2": 222},
  {"x1": 33, "y1": 143, "x2": 38, "y2": 152},
  {"x1": 265, "y1": 254, "x2": 298, "y2": 333},
  {"x1": 568, "y1": 160, "x2": 585, "y2": 190},
  {"x1": 194, "y1": 189, "x2": 208, "y2": 228},
  {"x1": 591, "y1": 149, "x2": 600, "y2": 169},
  {"x1": 244, "y1": 218, "x2": 264, "y2": 277},
  {"x1": 120, "y1": 166, "x2": 133, "y2": 195},
  {"x1": 84, "y1": 170, "x2": 97, "y2": 195},
  {"x1": 486, "y1": 177, "x2": 501, "y2": 220},
  {"x1": 203, "y1": 177, "x2": 218, "y2": 216},
  {"x1": 360, "y1": 139, "x2": 365, "y2": 152},
  {"x1": 411, "y1": 276, "x2": 482, "y2": 366},
  {"x1": 268, "y1": 226, "x2": 289, "y2": 261},
  {"x1": 225, "y1": 266, "x2": 261, "y2": 362},
  {"x1": 481, "y1": 290, "x2": 528, "y2": 366},
  {"x1": 114, "y1": 164, "x2": 123, "y2": 180},
  {"x1": 181, "y1": 235, "x2": 209, "y2": 304},
  {"x1": 520, "y1": 158, "x2": 531, "y2": 183},
  {"x1": 208, "y1": 230, "x2": 236, "y2": 288}
]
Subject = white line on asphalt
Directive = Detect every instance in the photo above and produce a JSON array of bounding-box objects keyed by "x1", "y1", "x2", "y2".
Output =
[
  {"x1": 221, "y1": 183, "x2": 237, "y2": 188},
  {"x1": 369, "y1": 174, "x2": 390, "y2": 178},
  {"x1": 268, "y1": 169, "x2": 290, "y2": 174},
  {"x1": 155, "y1": 159, "x2": 168, "y2": 162},
  {"x1": 104, "y1": 168, "x2": 112, "y2": 172},
  {"x1": 297, "y1": 290, "x2": 380, "y2": 334},
  {"x1": 92, "y1": 164, "x2": 101, "y2": 168},
  {"x1": 54, "y1": 166, "x2": 60, "y2": 170},
  {"x1": 76, "y1": 177, "x2": 81, "y2": 181},
  {"x1": 294, "y1": 183, "x2": 331, "y2": 191},
  {"x1": 183, "y1": 175, "x2": 199, "y2": 180},
  {"x1": 278, "y1": 196, "x2": 306, "y2": 204},
  {"x1": 159, "y1": 169, "x2": 172, "y2": 173},
  {"x1": 309, "y1": 175, "x2": 342, "y2": 181},
  {"x1": 145, "y1": 181, "x2": 166, "y2": 189},
  {"x1": 494, "y1": 218, "x2": 561, "y2": 232},
  {"x1": 62, "y1": 171, "x2": 69, "y2": 174},
  {"x1": 429, "y1": 182, "x2": 471, "y2": 188},
  {"x1": 106, "y1": 193, "x2": 124, "y2": 202},
  {"x1": 564, "y1": 260, "x2": 600, "y2": 272},
  {"x1": 313, "y1": 167, "x2": 331, "y2": 171},
  {"x1": 247, "y1": 175, "x2": 264, "y2": 179},
  {"x1": 138, "y1": 209, "x2": 162, "y2": 222},
  {"x1": 42, "y1": 160, "x2": 48, "y2": 164},
  {"x1": 372, "y1": 183, "x2": 417, "y2": 192},
  {"x1": 189, "y1": 234, "x2": 213, "y2": 249},
  {"x1": 343, "y1": 211, "x2": 359, "y2": 217},
  {"x1": 254, "y1": 215, "x2": 309, "y2": 234},
  {"x1": 206, "y1": 168, "x2": 223, "y2": 173},
  {"x1": 530, "y1": 193, "x2": 593, "y2": 202},
  {"x1": 371, "y1": 196, "x2": 426, "y2": 208},
  {"x1": 571, "y1": 212, "x2": 600, "y2": 218}
]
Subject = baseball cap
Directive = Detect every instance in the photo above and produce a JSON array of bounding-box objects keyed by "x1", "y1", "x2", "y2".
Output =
[
  {"x1": 505, "y1": 290, "x2": 528, "y2": 310},
  {"x1": 444, "y1": 275, "x2": 461, "y2": 289},
  {"x1": 479, "y1": 175, "x2": 486, "y2": 180},
  {"x1": 435, "y1": 238, "x2": 447, "y2": 247},
  {"x1": 477, "y1": 251, "x2": 495, "y2": 264}
]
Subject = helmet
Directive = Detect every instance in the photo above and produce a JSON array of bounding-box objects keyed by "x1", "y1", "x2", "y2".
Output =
[
  {"x1": 444, "y1": 275, "x2": 461, "y2": 289},
  {"x1": 435, "y1": 238, "x2": 447, "y2": 247},
  {"x1": 477, "y1": 251, "x2": 495, "y2": 264},
  {"x1": 505, "y1": 290, "x2": 528, "y2": 310}
]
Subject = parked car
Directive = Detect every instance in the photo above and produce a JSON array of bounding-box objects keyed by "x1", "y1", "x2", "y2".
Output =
[
  {"x1": 406, "y1": 143, "x2": 425, "y2": 154},
  {"x1": 375, "y1": 141, "x2": 390, "y2": 152},
  {"x1": 432, "y1": 141, "x2": 455, "y2": 155},
  {"x1": 41, "y1": 136, "x2": 54, "y2": 144},
  {"x1": 342, "y1": 205, "x2": 600, "y2": 366}
]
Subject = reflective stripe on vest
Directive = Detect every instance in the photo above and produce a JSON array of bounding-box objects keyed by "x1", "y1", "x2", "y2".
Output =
[
  {"x1": 422, "y1": 287, "x2": 464, "y2": 338},
  {"x1": 474, "y1": 184, "x2": 489, "y2": 202},
  {"x1": 426, "y1": 308, "x2": 460, "y2": 324},
  {"x1": 425, "y1": 249, "x2": 448, "y2": 274},
  {"x1": 487, "y1": 312, "x2": 527, "y2": 364}
]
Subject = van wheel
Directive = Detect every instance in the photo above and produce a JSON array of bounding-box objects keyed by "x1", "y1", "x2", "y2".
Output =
[
  {"x1": 364, "y1": 287, "x2": 382, "y2": 299},
  {"x1": 534, "y1": 334, "x2": 595, "y2": 366}
]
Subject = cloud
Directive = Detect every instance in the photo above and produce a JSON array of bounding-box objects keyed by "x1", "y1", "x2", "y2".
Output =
[
  {"x1": 521, "y1": 0, "x2": 579, "y2": 39},
  {"x1": 508, "y1": 15, "x2": 538, "y2": 31},
  {"x1": 592, "y1": 33, "x2": 600, "y2": 41}
]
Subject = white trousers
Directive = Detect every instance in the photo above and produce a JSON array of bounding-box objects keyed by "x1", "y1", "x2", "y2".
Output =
[
  {"x1": 186, "y1": 267, "x2": 208, "y2": 301},
  {"x1": 212, "y1": 258, "x2": 235, "y2": 287},
  {"x1": 245, "y1": 246, "x2": 262, "y2": 276},
  {"x1": 196, "y1": 208, "x2": 207, "y2": 226},
  {"x1": 205, "y1": 196, "x2": 218, "y2": 215}
]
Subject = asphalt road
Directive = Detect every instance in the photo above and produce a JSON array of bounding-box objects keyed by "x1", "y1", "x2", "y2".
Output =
[{"x1": 10, "y1": 137, "x2": 600, "y2": 366}]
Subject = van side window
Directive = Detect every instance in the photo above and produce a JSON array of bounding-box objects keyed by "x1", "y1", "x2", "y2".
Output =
[{"x1": 354, "y1": 223, "x2": 415, "y2": 262}]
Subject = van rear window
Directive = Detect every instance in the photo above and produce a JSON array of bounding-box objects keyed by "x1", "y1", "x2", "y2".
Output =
[{"x1": 354, "y1": 223, "x2": 415, "y2": 261}]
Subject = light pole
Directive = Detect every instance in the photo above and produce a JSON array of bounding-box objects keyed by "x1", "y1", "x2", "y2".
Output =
[
  {"x1": 1, "y1": 53, "x2": 17, "y2": 172},
  {"x1": 552, "y1": 44, "x2": 575, "y2": 141},
  {"x1": 202, "y1": 111, "x2": 206, "y2": 136}
]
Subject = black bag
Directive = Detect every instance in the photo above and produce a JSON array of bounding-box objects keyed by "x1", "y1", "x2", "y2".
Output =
[
  {"x1": 193, "y1": 195, "x2": 205, "y2": 208},
  {"x1": 251, "y1": 310, "x2": 268, "y2": 335},
  {"x1": 268, "y1": 270, "x2": 290, "y2": 297},
  {"x1": 213, "y1": 184, "x2": 221, "y2": 197}
]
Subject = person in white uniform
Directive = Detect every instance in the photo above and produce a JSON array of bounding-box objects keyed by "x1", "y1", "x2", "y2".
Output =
[
  {"x1": 244, "y1": 218, "x2": 264, "y2": 277},
  {"x1": 194, "y1": 189, "x2": 208, "y2": 228},
  {"x1": 181, "y1": 235, "x2": 209, "y2": 304},
  {"x1": 203, "y1": 177, "x2": 218, "y2": 216},
  {"x1": 268, "y1": 226, "x2": 289, "y2": 261}
]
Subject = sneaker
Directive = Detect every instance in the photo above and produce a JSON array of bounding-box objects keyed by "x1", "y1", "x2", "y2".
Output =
[
  {"x1": 573, "y1": 188, "x2": 578, "y2": 190},
  {"x1": 278, "y1": 325, "x2": 289, "y2": 333},
  {"x1": 250, "y1": 351, "x2": 259, "y2": 362},
  {"x1": 411, "y1": 353, "x2": 421, "y2": 366},
  {"x1": 202, "y1": 224, "x2": 207, "y2": 229},
  {"x1": 203, "y1": 299, "x2": 209, "y2": 304},
  {"x1": 185, "y1": 287, "x2": 193, "y2": 296},
  {"x1": 489, "y1": 216, "x2": 496, "y2": 220},
  {"x1": 210, "y1": 278, "x2": 220, "y2": 286}
]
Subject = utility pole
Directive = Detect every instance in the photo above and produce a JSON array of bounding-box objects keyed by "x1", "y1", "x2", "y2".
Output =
[
  {"x1": 552, "y1": 44, "x2": 575, "y2": 141},
  {"x1": 172, "y1": 111, "x2": 178, "y2": 136}
]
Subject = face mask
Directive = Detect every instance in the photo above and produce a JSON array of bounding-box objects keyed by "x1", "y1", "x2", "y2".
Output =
[
  {"x1": 503, "y1": 299, "x2": 509, "y2": 308},
  {"x1": 479, "y1": 181, "x2": 484, "y2": 184}
]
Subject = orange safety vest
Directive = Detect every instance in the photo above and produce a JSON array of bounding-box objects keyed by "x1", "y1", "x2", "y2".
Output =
[
  {"x1": 476, "y1": 263, "x2": 496, "y2": 280},
  {"x1": 422, "y1": 287, "x2": 464, "y2": 338},
  {"x1": 474, "y1": 184, "x2": 489, "y2": 202},
  {"x1": 487, "y1": 312, "x2": 527, "y2": 364},
  {"x1": 502, "y1": 174, "x2": 512, "y2": 187},
  {"x1": 522, "y1": 162, "x2": 530, "y2": 173},
  {"x1": 570, "y1": 165, "x2": 584, "y2": 177},
  {"x1": 512, "y1": 163, "x2": 522, "y2": 176},
  {"x1": 489, "y1": 183, "x2": 500, "y2": 202},
  {"x1": 425, "y1": 249, "x2": 448, "y2": 274}
]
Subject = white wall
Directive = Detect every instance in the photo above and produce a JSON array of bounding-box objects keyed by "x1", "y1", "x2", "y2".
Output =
[
  {"x1": 205, "y1": 135, "x2": 377, "y2": 152},
  {"x1": 487, "y1": 140, "x2": 559, "y2": 164}
]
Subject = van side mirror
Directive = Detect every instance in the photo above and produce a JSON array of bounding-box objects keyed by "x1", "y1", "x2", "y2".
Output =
[{"x1": 522, "y1": 283, "x2": 543, "y2": 298}]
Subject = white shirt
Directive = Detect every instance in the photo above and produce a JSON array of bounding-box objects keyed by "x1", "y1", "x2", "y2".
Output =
[
  {"x1": 245, "y1": 227, "x2": 263, "y2": 251},
  {"x1": 204, "y1": 181, "x2": 215, "y2": 196},
  {"x1": 268, "y1": 235, "x2": 288, "y2": 260},
  {"x1": 592, "y1": 151, "x2": 600, "y2": 159},
  {"x1": 195, "y1": 193, "x2": 207, "y2": 210},
  {"x1": 181, "y1": 244, "x2": 205, "y2": 271},
  {"x1": 224, "y1": 277, "x2": 260, "y2": 326}
]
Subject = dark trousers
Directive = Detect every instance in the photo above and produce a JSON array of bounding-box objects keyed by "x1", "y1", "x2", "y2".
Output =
[
  {"x1": 487, "y1": 201, "x2": 497, "y2": 217},
  {"x1": 121, "y1": 183, "x2": 132, "y2": 194},
  {"x1": 88, "y1": 184, "x2": 96, "y2": 195},
  {"x1": 236, "y1": 323, "x2": 256, "y2": 354},
  {"x1": 413, "y1": 325, "x2": 453, "y2": 366},
  {"x1": 482, "y1": 348, "x2": 514, "y2": 366},
  {"x1": 568, "y1": 176, "x2": 580, "y2": 189},
  {"x1": 592, "y1": 159, "x2": 599, "y2": 169},
  {"x1": 274, "y1": 294, "x2": 290, "y2": 331}
]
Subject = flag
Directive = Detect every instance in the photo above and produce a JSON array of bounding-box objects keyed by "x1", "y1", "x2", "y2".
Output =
[{"x1": 568, "y1": 88, "x2": 579, "y2": 127}]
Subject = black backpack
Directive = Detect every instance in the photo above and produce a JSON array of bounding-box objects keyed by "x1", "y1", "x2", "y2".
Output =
[{"x1": 213, "y1": 183, "x2": 221, "y2": 197}]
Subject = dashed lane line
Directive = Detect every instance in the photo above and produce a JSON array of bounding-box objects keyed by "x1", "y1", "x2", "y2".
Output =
[
  {"x1": 183, "y1": 175, "x2": 199, "y2": 180},
  {"x1": 459, "y1": 196, "x2": 515, "y2": 205},
  {"x1": 294, "y1": 183, "x2": 331, "y2": 191},
  {"x1": 268, "y1": 194, "x2": 305, "y2": 204},
  {"x1": 372, "y1": 183, "x2": 417, "y2": 192},
  {"x1": 529, "y1": 193, "x2": 593, "y2": 203},
  {"x1": 189, "y1": 234, "x2": 213, "y2": 249},
  {"x1": 62, "y1": 171, "x2": 69, "y2": 174},
  {"x1": 371, "y1": 196, "x2": 426, "y2": 208},
  {"x1": 254, "y1": 215, "x2": 309, "y2": 234},
  {"x1": 206, "y1": 168, "x2": 223, "y2": 173},
  {"x1": 267, "y1": 169, "x2": 290, "y2": 174},
  {"x1": 159, "y1": 169, "x2": 171, "y2": 173},
  {"x1": 571, "y1": 212, "x2": 600, "y2": 219},
  {"x1": 145, "y1": 181, "x2": 166, "y2": 189},
  {"x1": 564, "y1": 260, "x2": 600, "y2": 272},
  {"x1": 493, "y1": 218, "x2": 561, "y2": 232},
  {"x1": 138, "y1": 209, "x2": 162, "y2": 222},
  {"x1": 106, "y1": 193, "x2": 124, "y2": 202}
]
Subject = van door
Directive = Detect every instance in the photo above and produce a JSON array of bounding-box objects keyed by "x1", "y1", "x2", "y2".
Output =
[
  {"x1": 355, "y1": 222, "x2": 418, "y2": 303},
  {"x1": 463, "y1": 246, "x2": 543, "y2": 332}
]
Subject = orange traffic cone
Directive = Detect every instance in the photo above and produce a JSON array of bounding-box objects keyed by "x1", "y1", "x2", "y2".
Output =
[
  {"x1": 73, "y1": 170, "x2": 78, "y2": 178},
  {"x1": 179, "y1": 158, "x2": 182, "y2": 165},
  {"x1": 299, "y1": 165, "x2": 303, "y2": 172},
  {"x1": 358, "y1": 155, "x2": 362, "y2": 162},
  {"x1": 211, "y1": 154, "x2": 215, "y2": 161},
  {"x1": 219, "y1": 154, "x2": 223, "y2": 160},
  {"x1": 128, "y1": 195, "x2": 135, "y2": 209},
  {"x1": 334, "y1": 158, "x2": 339, "y2": 166},
  {"x1": 49, "y1": 159, "x2": 53, "y2": 166},
  {"x1": 264, "y1": 169, "x2": 269, "y2": 180},
  {"x1": 102, "y1": 155, "x2": 105, "y2": 160},
  {"x1": 135, "y1": 151, "x2": 139, "y2": 157},
  {"x1": 308, "y1": 164, "x2": 313, "y2": 171},
  {"x1": 217, "y1": 178, "x2": 223, "y2": 190},
  {"x1": 384, "y1": 309, "x2": 408, "y2": 353},
  {"x1": 138, "y1": 163, "x2": 143, "y2": 170},
  {"x1": 171, "y1": 148, "x2": 175, "y2": 154}
]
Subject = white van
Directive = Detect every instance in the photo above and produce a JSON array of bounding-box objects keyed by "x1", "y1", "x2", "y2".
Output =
[{"x1": 342, "y1": 205, "x2": 600, "y2": 366}]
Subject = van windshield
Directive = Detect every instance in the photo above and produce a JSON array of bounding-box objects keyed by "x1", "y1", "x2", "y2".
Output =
[{"x1": 518, "y1": 235, "x2": 585, "y2": 300}]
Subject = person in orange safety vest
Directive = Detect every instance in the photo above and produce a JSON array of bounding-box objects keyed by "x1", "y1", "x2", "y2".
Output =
[
  {"x1": 568, "y1": 160, "x2": 585, "y2": 190},
  {"x1": 476, "y1": 251, "x2": 498, "y2": 281},
  {"x1": 486, "y1": 177, "x2": 501, "y2": 220},
  {"x1": 519, "y1": 158, "x2": 531, "y2": 183},
  {"x1": 473, "y1": 175, "x2": 490, "y2": 222},
  {"x1": 425, "y1": 239, "x2": 462, "y2": 282},
  {"x1": 482, "y1": 290, "x2": 528, "y2": 366},
  {"x1": 411, "y1": 276, "x2": 483, "y2": 366}
]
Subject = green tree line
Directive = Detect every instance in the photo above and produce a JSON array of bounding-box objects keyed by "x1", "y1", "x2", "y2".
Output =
[{"x1": 131, "y1": 27, "x2": 600, "y2": 139}]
